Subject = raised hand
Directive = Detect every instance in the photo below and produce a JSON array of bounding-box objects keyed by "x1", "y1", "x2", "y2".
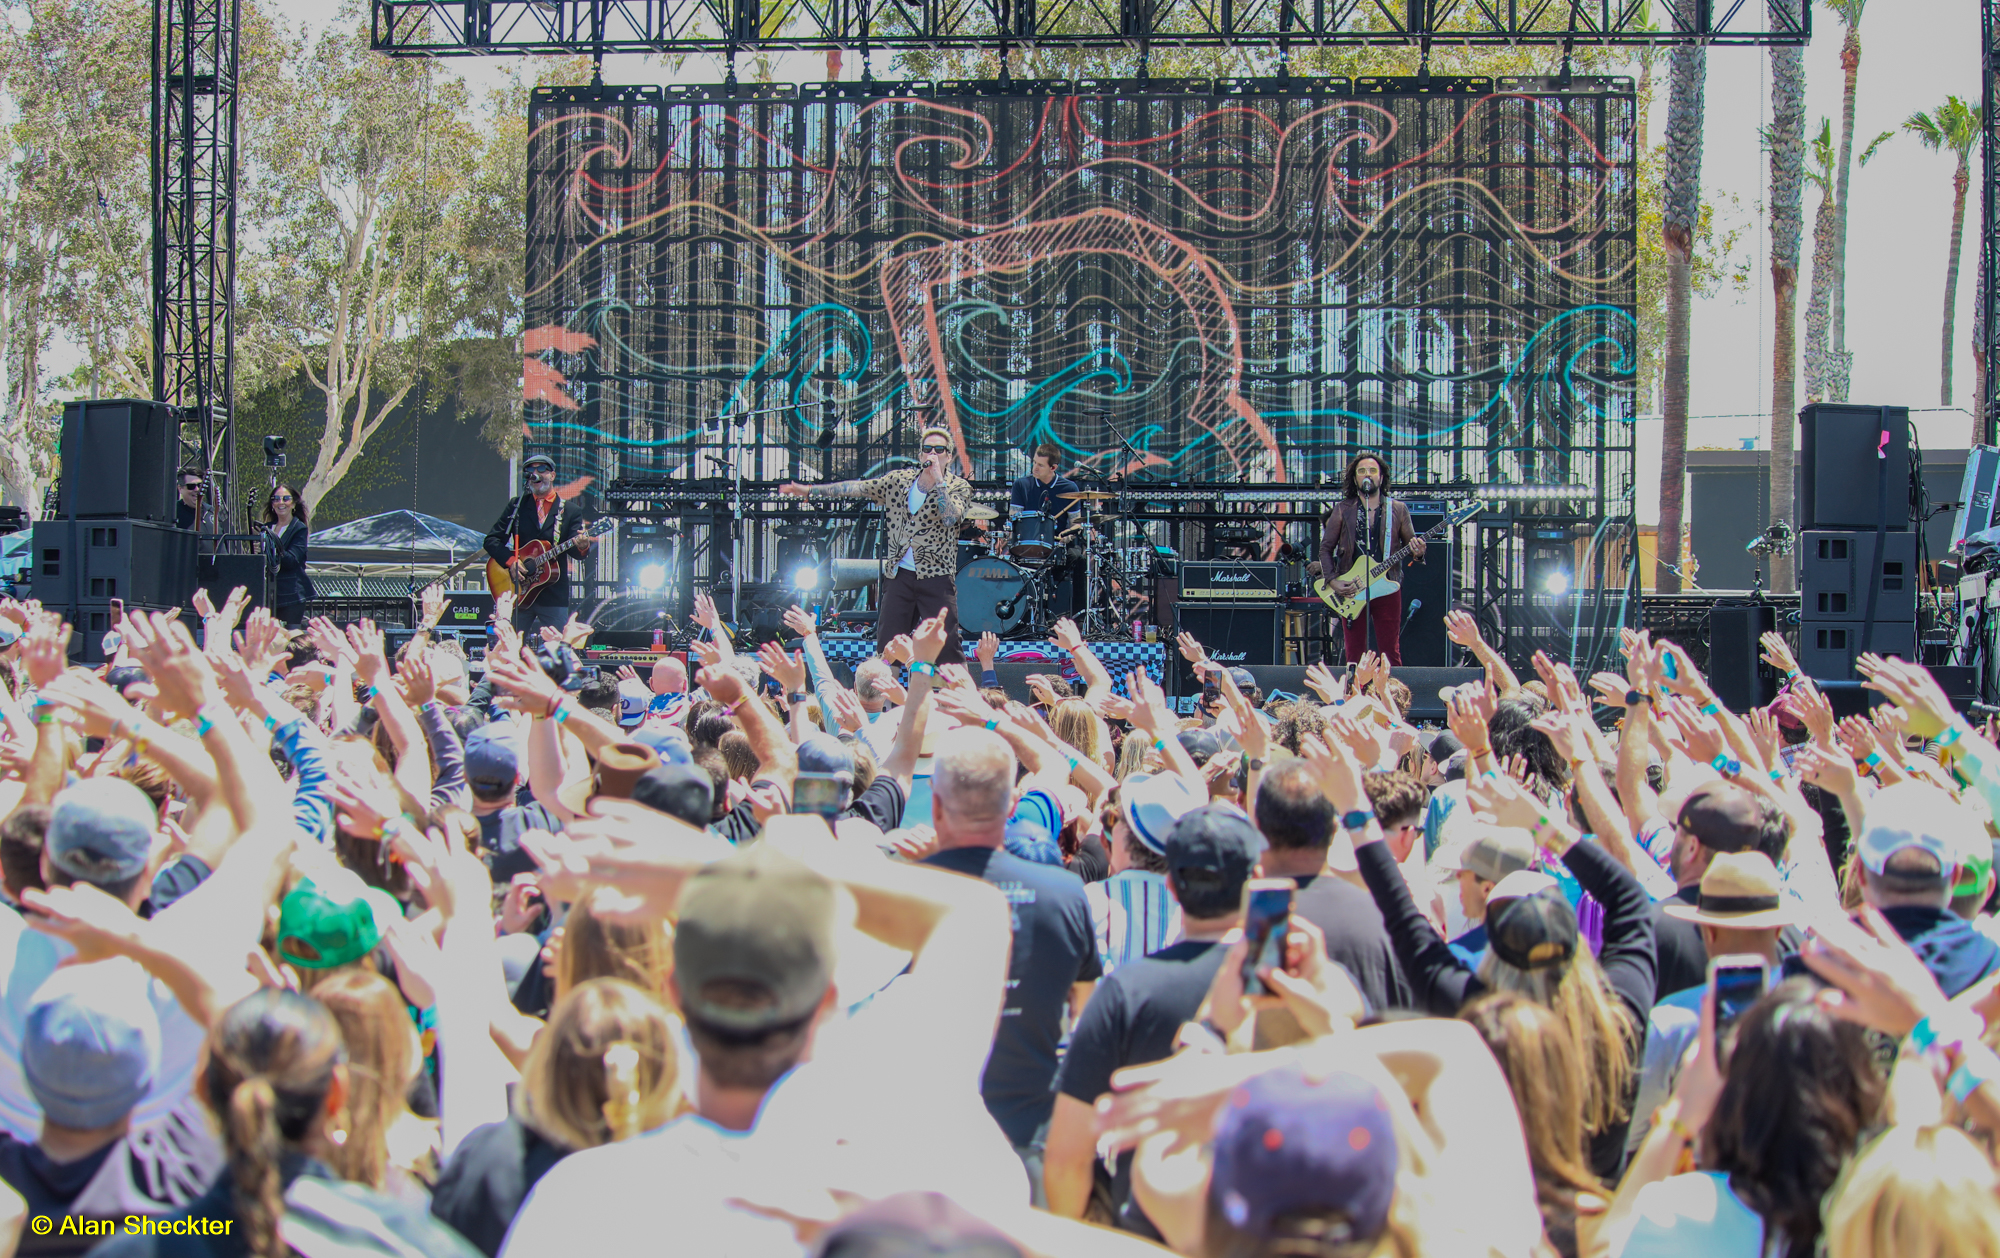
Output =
[
  {"x1": 1759, "y1": 630, "x2": 1801, "y2": 679},
  {"x1": 1528, "y1": 711, "x2": 1580, "y2": 763},
  {"x1": 696, "y1": 662, "x2": 748, "y2": 708},
  {"x1": 1304, "y1": 661, "x2": 1345, "y2": 704},
  {"x1": 1858, "y1": 655, "x2": 1956, "y2": 742},
  {"x1": 420, "y1": 583, "x2": 446, "y2": 629},
  {"x1": 1467, "y1": 770, "x2": 1550, "y2": 836},
  {"x1": 692, "y1": 591, "x2": 721, "y2": 632},
  {"x1": 1175, "y1": 630, "x2": 1207, "y2": 667},
  {"x1": 494, "y1": 590, "x2": 517, "y2": 627},
  {"x1": 122, "y1": 612, "x2": 220, "y2": 719},
  {"x1": 826, "y1": 687, "x2": 867, "y2": 733},
  {"x1": 399, "y1": 649, "x2": 438, "y2": 707},
  {"x1": 883, "y1": 635, "x2": 914, "y2": 667},
  {"x1": 20, "y1": 611, "x2": 69, "y2": 690},
  {"x1": 346, "y1": 619, "x2": 390, "y2": 688},
  {"x1": 1795, "y1": 744, "x2": 1860, "y2": 797},
  {"x1": 1660, "y1": 696, "x2": 1727, "y2": 764},
  {"x1": 783, "y1": 605, "x2": 819, "y2": 641},
  {"x1": 1051, "y1": 617, "x2": 1085, "y2": 652},
  {"x1": 1588, "y1": 671, "x2": 1632, "y2": 709},
  {"x1": 977, "y1": 631, "x2": 999, "y2": 667},
  {"x1": 912, "y1": 610, "x2": 949, "y2": 663},
  {"x1": 1444, "y1": 608, "x2": 1483, "y2": 650},
  {"x1": 1298, "y1": 734, "x2": 1366, "y2": 814},
  {"x1": 236, "y1": 608, "x2": 291, "y2": 679},
  {"x1": 616, "y1": 665, "x2": 639, "y2": 683},
  {"x1": 1792, "y1": 677, "x2": 1836, "y2": 746},
  {"x1": 756, "y1": 641, "x2": 806, "y2": 694},
  {"x1": 1745, "y1": 706, "x2": 1781, "y2": 773}
]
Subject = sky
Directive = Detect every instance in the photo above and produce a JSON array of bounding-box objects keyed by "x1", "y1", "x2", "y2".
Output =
[{"x1": 275, "y1": 0, "x2": 1991, "y2": 522}]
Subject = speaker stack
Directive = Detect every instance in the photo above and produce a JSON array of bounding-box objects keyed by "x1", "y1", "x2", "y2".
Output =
[
  {"x1": 33, "y1": 400, "x2": 198, "y2": 662},
  {"x1": 1795, "y1": 404, "x2": 1919, "y2": 682},
  {"x1": 1171, "y1": 560, "x2": 1282, "y2": 695}
]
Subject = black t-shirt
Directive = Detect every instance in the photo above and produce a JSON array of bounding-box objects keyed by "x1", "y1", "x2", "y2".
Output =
[
  {"x1": 1068, "y1": 834, "x2": 1110, "y2": 884},
  {"x1": 1652, "y1": 887, "x2": 1707, "y2": 1001},
  {"x1": 1290, "y1": 872, "x2": 1413, "y2": 1015},
  {"x1": 0, "y1": 1131, "x2": 112, "y2": 1221},
  {"x1": 924, "y1": 845, "x2": 1103, "y2": 1145},
  {"x1": 478, "y1": 802, "x2": 563, "y2": 883},
  {"x1": 844, "y1": 776, "x2": 907, "y2": 833},
  {"x1": 430, "y1": 1114, "x2": 571, "y2": 1258},
  {"x1": 1055, "y1": 940, "x2": 1229, "y2": 1237}
]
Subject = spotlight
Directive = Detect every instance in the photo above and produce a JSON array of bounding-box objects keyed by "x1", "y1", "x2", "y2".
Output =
[
  {"x1": 637, "y1": 563, "x2": 667, "y2": 592},
  {"x1": 1543, "y1": 569, "x2": 1572, "y2": 596},
  {"x1": 792, "y1": 565, "x2": 821, "y2": 591}
]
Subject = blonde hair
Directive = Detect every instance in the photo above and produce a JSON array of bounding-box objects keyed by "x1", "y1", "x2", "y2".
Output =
[
  {"x1": 1477, "y1": 943, "x2": 1634, "y2": 1135},
  {"x1": 313, "y1": 970, "x2": 415, "y2": 1191},
  {"x1": 1050, "y1": 698, "x2": 1100, "y2": 764},
  {"x1": 1116, "y1": 730, "x2": 1152, "y2": 779},
  {"x1": 556, "y1": 885, "x2": 673, "y2": 1002},
  {"x1": 517, "y1": 978, "x2": 681, "y2": 1150},
  {"x1": 1825, "y1": 1125, "x2": 2000, "y2": 1258}
]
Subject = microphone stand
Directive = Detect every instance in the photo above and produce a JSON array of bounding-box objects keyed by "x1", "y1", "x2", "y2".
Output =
[
  {"x1": 1088, "y1": 410, "x2": 1152, "y2": 637},
  {"x1": 714, "y1": 405, "x2": 791, "y2": 625}
]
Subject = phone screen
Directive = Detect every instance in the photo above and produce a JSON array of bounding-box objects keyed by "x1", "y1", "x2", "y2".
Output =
[
  {"x1": 1710, "y1": 956, "x2": 1769, "y2": 1056},
  {"x1": 1662, "y1": 650, "x2": 1679, "y2": 681},
  {"x1": 1239, "y1": 881, "x2": 1294, "y2": 997},
  {"x1": 792, "y1": 772, "x2": 846, "y2": 819}
]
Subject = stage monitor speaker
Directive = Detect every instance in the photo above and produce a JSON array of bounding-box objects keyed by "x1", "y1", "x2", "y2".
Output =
[
  {"x1": 1708, "y1": 603, "x2": 1778, "y2": 714},
  {"x1": 1170, "y1": 603, "x2": 1280, "y2": 695},
  {"x1": 1799, "y1": 530, "x2": 1918, "y2": 623},
  {"x1": 58, "y1": 400, "x2": 178, "y2": 523},
  {"x1": 1953, "y1": 446, "x2": 2000, "y2": 549},
  {"x1": 1800, "y1": 404, "x2": 1912, "y2": 531},
  {"x1": 196, "y1": 555, "x2": 267, "y2": 619},
  {"x1": 30, "y1": 519, "x2": 198, "y2": 609},
  {"x1": 1389, "y1": 665, "x2": 1488, "y2": 723},
  {"x1": 440, "y1": 591, "x2": 494, "y2": 632},
  {"x1": 1813, "y1": 680, "x2": 1887, "y2": 720},
  {"x1": 1799, "y1": 619, "x2": 1918, "y2": 682},
  {"x1": 64, "y1": 601, "x2": 181, "y2": 665},
  {"x1": 1930, "y1": 664, "x2": 1980, "y2": 713},
  {"x1": 1399, "y1": 505, "x2": 1455, "y2": 666}
]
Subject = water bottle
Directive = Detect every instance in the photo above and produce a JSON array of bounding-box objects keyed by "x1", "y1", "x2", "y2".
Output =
[
  {"x1": 651, "y1": 626, "x2": 666, "y2": 653},
  {"x1": 1132, "y1": 619, "x2": 1142, "y2": 642}
]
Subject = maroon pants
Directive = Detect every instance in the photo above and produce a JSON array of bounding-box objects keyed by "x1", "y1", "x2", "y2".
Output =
[
  {"x1": 877, "y1": 569, "x2": 965, "y2": 664},
  {"x1": 1341, "y1": 589, "x2": 1403, "y2": 666}
]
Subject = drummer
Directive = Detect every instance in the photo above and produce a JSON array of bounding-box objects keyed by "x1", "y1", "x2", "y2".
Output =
[{"x1": 1010, "y1": 443, "x2": 1081, "y2": 519}]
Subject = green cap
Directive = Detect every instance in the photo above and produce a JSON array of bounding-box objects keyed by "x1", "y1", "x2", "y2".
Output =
[
  {"x1": 673, "y1": 844, "x2": 837, "y2": 1034},
  {"x1": 277, "y1": 874, "x2": 402, "y2": 970}
]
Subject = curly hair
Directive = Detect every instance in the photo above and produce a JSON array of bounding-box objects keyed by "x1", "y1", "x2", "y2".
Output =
[{"x1": 1340, "y1": 452, "x2": 1391, "y2": 501}]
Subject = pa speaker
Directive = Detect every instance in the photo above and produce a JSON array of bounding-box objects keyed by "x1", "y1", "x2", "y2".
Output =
[
  {"x1": 58, "y1": 400, "x2": 178, "y2": 523},
  {"x1": 1398, "y1": 505, "x2": 1456, "y2": 666},
  {"x1": 1389, "y1": 665, "x2": 1488, "y2": 723},
  {"x1": 30, "y1": 519, "x2": 197, "y2": 609},
  {"x1": 1799, "y1": 619, "x2": 1918, "y2": 682},
  {"x1": 1799, "y1": 531, "x2": 1918, "y2": 623},
  {"x1": 1171, "y1": 603, "x2": 1281, "y2": 695},
  {"x1": 1707, "y1": 603, "x2": 1778, "y2": 714},
  {"x1": 1800, "y1": 404, "x2": 1912, "y2": 531}
]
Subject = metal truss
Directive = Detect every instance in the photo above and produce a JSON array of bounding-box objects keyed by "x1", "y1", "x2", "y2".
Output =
[
  {"x1": 152, "y1": 0, "x2": 240, "y2": 528},
  {"x1": 1984, "y1": 0, "x2": 1999, "y2": 446},
  {"x1": 374, "y1": 0, "x2": 1807, "y2": 56}
]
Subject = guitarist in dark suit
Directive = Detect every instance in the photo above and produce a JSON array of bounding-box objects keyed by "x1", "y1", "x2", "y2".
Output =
[
  {"x1": 484, "y1": 454, "x2": 597, "y2": 633},
  {"x1": 1318, "y1": 452, "x2": 1425, "y2": 666}
]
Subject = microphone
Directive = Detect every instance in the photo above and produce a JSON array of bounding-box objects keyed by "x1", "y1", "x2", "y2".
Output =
[
  {"x1": 994, "y1": 599, "x2": 1018, "y2": 621},
  {"x1": 1402, "y1": 598, "x2": 1422, "y2": 628}
]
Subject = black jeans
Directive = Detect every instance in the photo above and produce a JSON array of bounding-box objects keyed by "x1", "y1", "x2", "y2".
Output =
[
  {"x1": 876, "y1": 570, "x2": 964, "y2": 664},
  {"x1": 514, "y1": 602, "x2": 571, "y2": 635}
]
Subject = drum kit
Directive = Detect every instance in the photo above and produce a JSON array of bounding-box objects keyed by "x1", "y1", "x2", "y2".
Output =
[{"x1": 956, "y1": 489, "x2": 1159, "y2": 637}]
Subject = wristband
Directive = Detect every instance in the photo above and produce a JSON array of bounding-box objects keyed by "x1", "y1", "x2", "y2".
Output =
[
  {"x1": 1153, "y1": 736, "x2": 1170, "y2": 754},
  {"x1": 1908, "y1": 1010, "x2": 1981, "y2": 1056},
  {"x1": 910, "y1": 661, "x2": 937, "y2": 678},
  {"x1": 195, "y1": 706, "x2": 228, "y2": 738},
  {"x1": 790, "y1": 693, "x2": 810, "y2": 705},
  {"x1": 1340, "y1": 808, "x2": 1374, "y2": 831},
  {"x1": 263, "y1": 713, "x2": 278, "y2": 732},
  {"x1": 1936, "y1": 725, "x2": 1964, "y2": 752},
  {"x1": 984, "y1": 718, "x2": 999, "y2": 732},
  {"x1": 552, "y1": 702, "x2": 571, "y2": 724},
  {"x1": 1863, "y1": 751, "x2": 1883, "y2": 773},
  {"x1": 1465, "y1": 745, "x2": 1491, "y2": 759},
  {"x1": 1947, "y1": 1043, "x2": 2000, "y2": 1103},
  {"x1": 1700, "y1": 702, "x2": 1721, "y2": 717},
  {"x1": 1769, "y1": 768, "x2": 1785, "y2": 783},
  {"x1": 33, "y1": 710, "x2": 55, "y2": 726},
  {"x1": 1709, "y1": 752, "x2": 1741, "y2": 777},
  {"x1": 1784, "y1": 669, "x2": 1801, "y2": 681},
  {"x1": 1066, "y1": 754, "x2": 1081, "y2": 771},
  {"x1": 365, "y1": 685, "x2": 380, "y2": 701}
]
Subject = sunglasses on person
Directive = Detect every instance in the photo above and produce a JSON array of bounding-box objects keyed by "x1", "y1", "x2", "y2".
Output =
[
  {"x1": 271, "y1": 493, "x2": 294, "y2": 502},
  {"x1": 921, "y1": 443, "x2": 950, "y2": 453}
]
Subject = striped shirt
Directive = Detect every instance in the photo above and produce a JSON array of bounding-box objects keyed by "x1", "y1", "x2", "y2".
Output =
[{"x1": 1086, "y1": 871, "x2": 1183, "y2": 975}]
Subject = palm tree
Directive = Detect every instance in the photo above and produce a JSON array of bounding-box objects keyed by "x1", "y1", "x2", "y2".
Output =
[
  {"x1": 1804, "y1": 120, "x2": 1892, "y2": 403},
  {"x1": 1825, "y1": 0, "x2": 1868, "y2": 400},
  {"x1": 1904, "y1": 97, "x2": 1982, "y2": 418},
  {"x1": 1768, "y1": 40, "x2": 1805, "y2": 593},
  {"x1": 1656, "y1": 41, "x2": 1705, "y2": 594}
]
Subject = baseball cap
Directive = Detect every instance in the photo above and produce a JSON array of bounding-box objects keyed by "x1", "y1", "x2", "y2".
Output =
[
  {"x1": 523, "y1": 453, "x2": 556, "y2": 471},
  {"x1": 1226, "y1": 666, "x2": 1260, "y2": 695},
  {"x1": 277, "y1": 872, "x2": 402, "y2": 970},
  {"x1": 1858, "y1": 781, "x2": 1971, "y2": 887},
  {"x1": 1442, "y1": 826, "x2": 1535, "y2": 884},
  {"x1": 816, "y1": 1193, "x2": 1022, "y2": 1258},
  {"x1": 1484, "y1": 876, "x2": 1578, "y2": 972},
  {"x1": 797, "y1": 734, "x2": 856, "y2": 782},
  {"x1": 1423, "y1": 731, "x2": 1464, "y2": 762},
  {"x1": 1676, "y1": 783, "x2": 1772, "y2": 855},
  {"x1": 463, "y1": 725, "x2": 521, "y2": 797},
  {"x1": 1165, "y1": 804, "x2": 1259, "y2": 881},
  {"x1": 1118, "y1": 771, "x2": 1205, "y2": 855},
  {"x1": 616, "y1": 679, "x2": 652, "y2": 727},
  {"x1": 1663, "y1": 852, "x2": 1792, "y2": 930},
  {"x1": 1177, "y1": 727, "x2": 1227, "y2": 766},
  {"x1": 47, "y1": 778, "x2": 156, "y2": 887},
  {"x1": 104, "y1": 665, "x2": 149, "y2": 694},
  {"x1": 23, "y1": 963, "x2": 160, "y2": 1130},
  {"x1": 633, "y1": 723, "x2": 693, "y2": 763},
  {"x1": 629, "y1": 764, "x2": 715, "y2": 828},
  {"x1": 1209, "y1": 1064, "x2": 1399, "y2": 1244},
  {"x1": 675, "y1": 844, "x2": 838, "y2": 1034}
]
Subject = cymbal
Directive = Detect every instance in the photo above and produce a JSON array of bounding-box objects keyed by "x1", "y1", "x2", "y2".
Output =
[
  {"x1": 1059, "y1": 490, "x2": 1118, "y2": 501},
  {"x1": 965, "y1": 505, "x2": 999, "y2": 521}
]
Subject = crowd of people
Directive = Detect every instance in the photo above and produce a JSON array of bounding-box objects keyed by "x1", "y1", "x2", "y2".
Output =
[{"x1": 0, "y1": 584, "x2": 1992, "y2": 1257}]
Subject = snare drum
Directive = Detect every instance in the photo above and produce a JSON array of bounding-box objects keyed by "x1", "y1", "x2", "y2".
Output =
[{"x1": 1012, "y1": 510, "x2": 1054, "y2": 562}]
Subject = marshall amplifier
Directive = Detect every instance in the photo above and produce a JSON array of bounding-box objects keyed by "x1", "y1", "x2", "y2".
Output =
[
  {"x1": 1170, "y1": 603, "x2": 1281, "y2": 694},
  {"x1": 1178, "y1": 561, "x2": 1281, "y2": 602}
]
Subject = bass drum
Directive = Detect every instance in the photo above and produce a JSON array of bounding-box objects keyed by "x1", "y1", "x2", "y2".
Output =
[{"x1": 957, "y1": 553, "x2": 1031, "y2": 636}]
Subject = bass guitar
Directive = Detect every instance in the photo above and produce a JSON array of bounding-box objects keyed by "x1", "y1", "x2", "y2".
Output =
[
  {"x1": 489, "y1": 520, "x2": 614, "y2": 606},
  {"x1": 1314, "y1": 499, "x2": 1483, "y2": 620}
]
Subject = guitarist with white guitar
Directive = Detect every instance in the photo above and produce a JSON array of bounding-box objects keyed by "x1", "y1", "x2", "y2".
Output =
[
  {"x1": 1317, "y1": 452, "x2": 1426, "y2": 666},
  {"x1": 483, "y1": 453, "x2": 600, "y2": 633}
]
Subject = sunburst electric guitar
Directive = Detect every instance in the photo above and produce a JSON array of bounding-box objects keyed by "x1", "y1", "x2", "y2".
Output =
[
  {"x1": 488, "y1": 520, "x2": 614, "y2": 606},
  {"x1": 1314, "y1": 500, "x2": 1483, "y2": 620}
]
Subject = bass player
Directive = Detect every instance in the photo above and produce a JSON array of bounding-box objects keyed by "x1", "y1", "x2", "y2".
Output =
[
  {"x1": 1317, "y1": 451, "x2": 1425, "y2": 665},
  {"x1": 484, "y1": 453, "x2": 598, "y2": 632}
]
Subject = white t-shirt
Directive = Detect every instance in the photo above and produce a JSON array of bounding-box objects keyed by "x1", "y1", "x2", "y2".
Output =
[
  {"x1": 501, "y1": 974, "x2": 1025, "y2": 1257},
  {"x1": 900, "y1": 481, "x2": 928, "y2": 570},
  {"x1": 0, "y1": 907, "x2": 204, "y2": 1142}
]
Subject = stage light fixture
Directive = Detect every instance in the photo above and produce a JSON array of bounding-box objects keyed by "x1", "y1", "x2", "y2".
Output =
[
  {"x1": 1474, "y1": 484, "x2": 1592, "y2": 501},
  {"x1": 637, "y1": 563, "x2": 667, "y2": 591},
  {"x1": 793, "y1": 565, "x2": 820, "y2": 591},
  {"x1": 1543, "y1": 569, "x2": 1572, "y2": 596}
]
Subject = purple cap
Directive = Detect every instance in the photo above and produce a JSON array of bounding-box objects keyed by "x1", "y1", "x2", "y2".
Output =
[{"x1": 1211, "y1": 1064, "x2": 1399, "y2": 1244}]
